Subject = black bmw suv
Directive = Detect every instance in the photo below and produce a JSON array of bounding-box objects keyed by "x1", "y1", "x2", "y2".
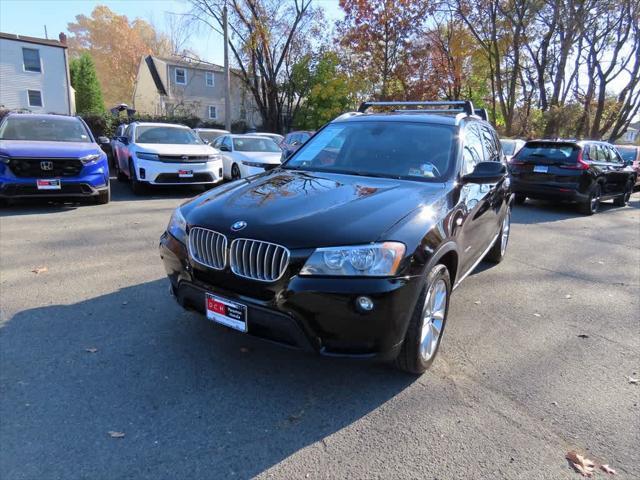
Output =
[
  {"x1": 160, "y1": 101, "x2": 513, "y2": 374},
  {"x1": 509, "y1": 140, "x2": 636, "y2": 214}
]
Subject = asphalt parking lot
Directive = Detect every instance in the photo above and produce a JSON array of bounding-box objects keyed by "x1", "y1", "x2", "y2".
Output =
[{"x1": 1, "y1": 180, "x2": 638, "y2": 480}]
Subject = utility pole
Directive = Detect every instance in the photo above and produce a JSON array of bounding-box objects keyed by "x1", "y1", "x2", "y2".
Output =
[{"x1": 223, "y1": 4, "x2": 232, "y2": 132}]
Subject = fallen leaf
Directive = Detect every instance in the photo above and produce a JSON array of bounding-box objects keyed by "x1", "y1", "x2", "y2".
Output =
[
  {"x1": 626, "y1": 376, "x2": 638, "y2": 384},
  {"x1": 551, "y1": 401, "x2": 558, "y2": 406},
  {"x1": 31, "y1": 266, "x2": 48, "y2": 274},
  {"x1": 533, "y1": 313, "x2": 541, "y2": 317},
  {"x1": 85, "y1": 347, "x2": 98, "y2": 353},
  {"x1": 577, "y1": 334, "x2": 589, "y2": 339},
  {"x1": 108, "y1": 431, "x2": 125, "y2": 438},
  {"x1": 600, "y1": 464, "x2": 616, "y2": 475},
  {"x1": 565, "y1": 294, "x2": 572, "y2": 299},
  {"x1": 474, "y1": 300, "x2": 481, "y2": 305},
  {"x1": 597, "y1": 261, "x2": 604, "y2": 265},
  {"x1": 566, "y1": 451, "x2": 596, "y2": 477}
]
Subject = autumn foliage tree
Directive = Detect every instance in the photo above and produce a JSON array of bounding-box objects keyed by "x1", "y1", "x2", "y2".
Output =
[{"x1": 67, "y1": 6, "x2": 170, "y2": 108}]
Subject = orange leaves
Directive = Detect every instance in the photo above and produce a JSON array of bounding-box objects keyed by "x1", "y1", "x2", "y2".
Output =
[{"x1": 566, "y1": 451, "x2": 617, "y2": 477}]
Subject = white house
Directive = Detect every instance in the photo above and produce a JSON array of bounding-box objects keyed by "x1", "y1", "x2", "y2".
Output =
[{"x1": 0, "y1": 32, "x2": 74, "y2": 114}]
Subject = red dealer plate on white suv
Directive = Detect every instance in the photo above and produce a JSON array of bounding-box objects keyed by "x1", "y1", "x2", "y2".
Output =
[
  {"x1": 205, "y1": 293, "x2": 248, "y2": 332},
  {"x1": 37, "y1": 179, "x2": 61, "y2": 190},
  {"x1": 178, "y1": 170, "x2": 194, "y2": 178}
]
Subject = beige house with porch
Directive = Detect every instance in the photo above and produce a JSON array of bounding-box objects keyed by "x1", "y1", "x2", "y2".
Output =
[{"x1": 132, "y1": 55, "x2": 260, "y2": 127}]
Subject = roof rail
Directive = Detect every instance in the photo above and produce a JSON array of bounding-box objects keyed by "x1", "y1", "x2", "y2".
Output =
[
  {"x1": 358, "y1": 100, "x2": 475, "y2": 116},
  {"x1": 333, "y1": 111, "x2": 362, "y2": 121}
]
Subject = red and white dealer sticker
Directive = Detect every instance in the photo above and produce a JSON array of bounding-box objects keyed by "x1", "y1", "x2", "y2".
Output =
[
  {"x1": 178, "y1": 170, "x2": 194, "y2": 178},
  {"x1": 205, "y1": 293, "x2": 248, "y2": 332},
  {"x1": 36, "y1": 179, "x2": 61, "y2": 190}
]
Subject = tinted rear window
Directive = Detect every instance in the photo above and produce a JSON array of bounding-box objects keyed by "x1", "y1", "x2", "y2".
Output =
[{"x1": 516, "y1": 143, "x2": 579, "y2": 164}]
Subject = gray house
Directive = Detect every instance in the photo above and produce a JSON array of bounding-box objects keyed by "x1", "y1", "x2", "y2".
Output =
[
  {"x1": 133, "y1": 55, "x2": 259, "y2": 127},
  {"x1": 0, "y1": 32, "x2": 74, "y2": 114}
]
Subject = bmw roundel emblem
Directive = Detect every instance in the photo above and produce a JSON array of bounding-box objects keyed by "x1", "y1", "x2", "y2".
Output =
[{"x1": 231, "y1": 220, "x2": 247, "y2": 232}]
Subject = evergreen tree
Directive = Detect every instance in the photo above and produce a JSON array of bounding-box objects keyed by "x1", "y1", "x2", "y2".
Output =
[{"x1": 69, "y1": 53, "x2": 105, "y2": 114}]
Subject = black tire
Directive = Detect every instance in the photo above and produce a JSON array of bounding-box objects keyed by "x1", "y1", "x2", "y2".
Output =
[
  {"x1": 114, "y1": 155, "x2": 127, "y2": 182},
  {"x1": 395, "y1": 264, "x2": 451, "y2": 374},
  {"x1": 95, "y1": 185, "x2": 110, "y2": 205},
  {"x1": 613, "y1": 180, "x2": 633, "y2": 207},
  {"x1": 514, "y1": 194, "x2": 526, "y2": 205},
  {"x1": 486, "y1": 208, "x2": 511, "y2": 263},
  {"x1": 129, "y1": 159, "x2": 146, "y2": 195},
  {"x1": 231, "y1": 163, "x2": 241, "y2": 180},
  {"x1": 579, "y1": 184, "x2": 601, "y2": 215}
]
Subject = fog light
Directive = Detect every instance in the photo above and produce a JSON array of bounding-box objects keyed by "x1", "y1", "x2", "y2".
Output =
[
  {"x1": 219, "y1": 167, "x2": 223, "y2": 177},
  {"x1": 356, "y1": 296, "x2": 374, "y2": 312},
  {"x1": 139, "y1": 168, "x2": 146, "y2": 179}
]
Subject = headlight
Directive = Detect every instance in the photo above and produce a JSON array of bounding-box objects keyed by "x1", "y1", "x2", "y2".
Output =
[
  {"x1": 79, "y1": 153, "x2": 101, "y2": 165},
  {"x1": 207, "y1": 154, "x2": 222, "y2": 162},
  {"x1": 137, "y1": 152, "x2": 159, "y2": 161},
  {"x1": 167, "y1": 208, "x2": 187, "y2": 244},
  {"x1": 241, "y1": 160, "x2": 266, "y2": 168},
  {"x1": 0, "y1": 154, "x2": 10, "y2": 164},
  {"x1": 300, "y1": 242, "x2": 405, "y2": 277}
]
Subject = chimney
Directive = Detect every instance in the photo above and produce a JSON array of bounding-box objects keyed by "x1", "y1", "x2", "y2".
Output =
[{"x1": 58, "y1": 32, "x2": 67, "y2": 45}]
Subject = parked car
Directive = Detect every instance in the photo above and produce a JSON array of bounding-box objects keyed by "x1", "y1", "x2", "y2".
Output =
[
  {"x1": 110, "y1": 124, "x2": 127, "y2": 170},
  {"x1": 0, "y1": 113, "x2": 111, "y2": 204},
  {"x1": 213, "y1": 134, "x2": 282, "y2": 180},
  {"x1": 500, "y1": 138, "x2": 525, "y2": 162},
  {"x1": 159, "y1": 100, "x2": 512, "y2": 374},
  {"x1": 509, "y1": 140, "x2": 637, "y2": 214},
  {"x1": 252, "y1": 132, "x2": 284, "y2": 144},
  {"x1": 112, "y1": 122, "x2": 223, "y2": 194},
  {"x1": 281, "y1": 130, "x2": 314, "y2": 158},
  {"x1": 615, "y1": 145, "x2": 640, "y2": 189},
  {"x1": 195, "y1": 128, "x2": 229, "y2": 145}
]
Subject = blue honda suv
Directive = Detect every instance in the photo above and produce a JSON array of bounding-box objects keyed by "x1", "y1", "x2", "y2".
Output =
[{"x1": 0, "y1": 113, "x2": 111, "y2": 204}]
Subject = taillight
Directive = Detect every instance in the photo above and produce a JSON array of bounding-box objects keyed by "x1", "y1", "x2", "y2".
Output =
[
  {"x1": 509, "y1": 153, "x2": 525, "y2": 166},
  {"x1": 559, "y1": 150, "x2": 589, "y2": 170}
]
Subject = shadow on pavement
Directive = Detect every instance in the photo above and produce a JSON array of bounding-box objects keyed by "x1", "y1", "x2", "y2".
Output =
[{"x1": 0, "y1": 278, "x2": 415, "y2": 479}]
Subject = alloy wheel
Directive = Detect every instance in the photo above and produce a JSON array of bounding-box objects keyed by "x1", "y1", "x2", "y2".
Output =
[{"x1": 420, "y1": 278, "x2": 447, "y2": 361}]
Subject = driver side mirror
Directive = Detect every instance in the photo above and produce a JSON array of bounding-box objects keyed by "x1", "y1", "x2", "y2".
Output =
[
  {"x1": 116, "y1": 136, "x2": 129, "y2": 145},
  {"x1": 97, "y1": 136, "x2": 110, "y2": 145},
  {"x1": 461, "y1": 161, "x2": 507, "y2": 184},
  {"x1": 219, "y1": 144, "x2": 230, "y2": 152}
]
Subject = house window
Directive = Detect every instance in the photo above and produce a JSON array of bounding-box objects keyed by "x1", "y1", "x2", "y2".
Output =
[
  {"x1": 23, "y1": 48, "x2": 41, "y2": 72},
  {"x1": 175, "y1": 68, "x2": 186, "y2": 85},
  {"x1": 27, "y1": 90, "x2": 43, "y2": 107},
  {"x1": 205, "y1": 71, "x2": 214, "y2": 87},
  {"x1": 208, "y1": 106, "x2": 217, "y2": 119}
]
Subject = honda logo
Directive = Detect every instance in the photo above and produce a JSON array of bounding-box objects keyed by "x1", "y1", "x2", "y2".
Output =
[
  {"x1": 181, "y1": 155, "x2": 189, "y2": 161},
  {"x1": 40, "y1": 161, "x2": 53, "y2": 171}
]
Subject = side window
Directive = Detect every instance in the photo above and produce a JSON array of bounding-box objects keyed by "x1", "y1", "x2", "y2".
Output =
[
  {"x1": 212, "y1": 137, "x2": 222, "y2": 149},
  {"x1": 594, "y1": 145, "x2": 605, "y2": 162},
  {"x1": 480, "y1": 125, "x2": 500, "y2": 162},
  {"x1": 124, "y1": 125, "x2": 133, "y2": 141},
  {"x1": 608, "y1": 146, "x2": 622, "y2": 164},
  {"x1": 462, "y1": 124, "x2": 484, "y2": 175},
  {"x1": 223, "y1": 136, "x2": 233, "y2": 150}
]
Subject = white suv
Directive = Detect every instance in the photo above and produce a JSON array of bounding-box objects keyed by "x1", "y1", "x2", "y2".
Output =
[{"x1": 113, "y1": 122, "x2": 223, "y2": 194}]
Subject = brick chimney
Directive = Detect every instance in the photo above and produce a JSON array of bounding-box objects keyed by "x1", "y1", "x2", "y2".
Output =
[{"x1": 58, "y1": 32, "x2": 67, "y2": 45}]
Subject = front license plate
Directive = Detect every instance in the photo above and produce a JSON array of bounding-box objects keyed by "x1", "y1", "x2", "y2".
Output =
[
  {"x1": 178, "y1": 170, "x2": 194, "y2": 178},
  {"x1": 533, "y1": 165, "x2": 548, "y2": 173},
  {"x1": 36, "y1": 179, "x2": 61, "y2": 190},
  {"x1": 205, "y1": 293, "x2": 248, "y2": 332}
]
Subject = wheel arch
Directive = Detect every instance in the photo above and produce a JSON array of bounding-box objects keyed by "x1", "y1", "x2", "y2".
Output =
[{"x1": 425, "y1": 242, "x2": 460, "y2": 287}]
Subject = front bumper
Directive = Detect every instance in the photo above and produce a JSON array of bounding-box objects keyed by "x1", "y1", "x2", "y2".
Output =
[
  {"x1": 159, "y1": 233, "x2": 422, "y2": 360},
  {"x1": 134, "y1": 158, "x2": 223, "y2": 185},
  {"x1": 0, "y1": 160, "x2": 109, "y2": 199}
]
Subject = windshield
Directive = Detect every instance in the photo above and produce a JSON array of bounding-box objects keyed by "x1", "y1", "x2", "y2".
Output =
[
  {"x1": 284, "y1": 121, "x2": 457, "y2": 181},
  {"x1": 198, "y1": 131, "x2": 226, "y2": 143},
  {"x1": 501, "y1": 140, "x2": 516, "y2": 155},
  {"x1": 135, "y1": 126, "x2": 202, "y2": 144},
  {"x1": 617, "y1": 147, "x2": 637, "y2": 162},
  {"x1": 233, "y1": 137, "x2": 281, "y2": 152},
  {"x1": 0, "y1": 116, "x2": 91, "y2": 142},
  {"x1": 517, "y1": 142, "x2": 579, "y2": 164}
]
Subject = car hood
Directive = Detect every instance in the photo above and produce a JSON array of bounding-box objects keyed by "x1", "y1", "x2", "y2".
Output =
[
  {"x1": 0, "y1": 140, "x2": 101, "y2": 158},
  {"x1": 236, "y1": 151, "x2": 282, "y2": 164},
  {"x1": 185, "y1": 170, "x2": 446, "y2": 249},
  {"x1": 133, "y1": 143, "x2": 217, "y2": 155}
]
